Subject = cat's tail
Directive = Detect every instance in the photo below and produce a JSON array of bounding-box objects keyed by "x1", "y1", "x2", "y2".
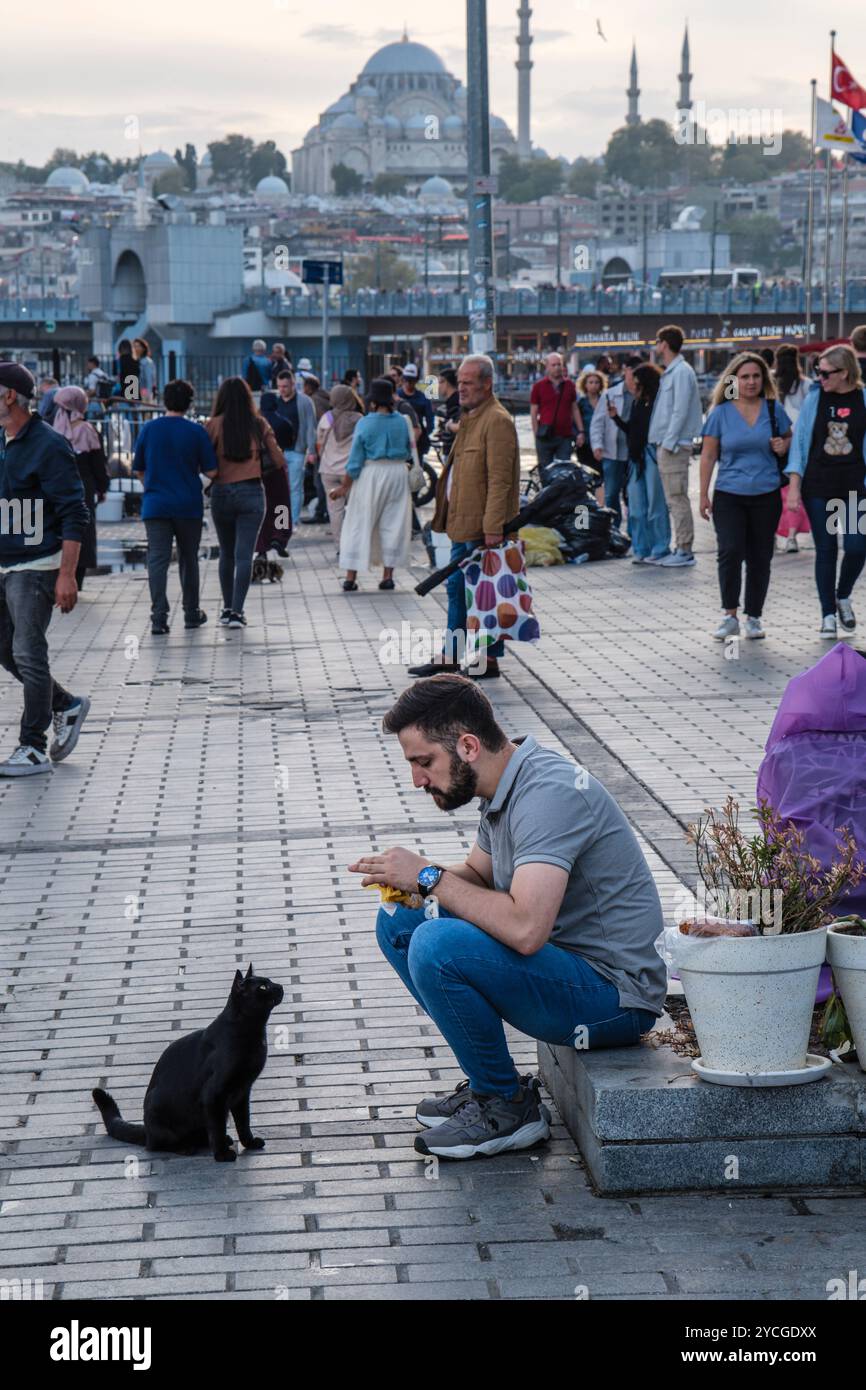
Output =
[{"x1": 92, "y1": 1088, "x2": 147, "y2": 1145}]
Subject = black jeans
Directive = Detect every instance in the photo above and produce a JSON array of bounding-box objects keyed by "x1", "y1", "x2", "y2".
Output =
[
  {"x1": 0, "y1": 568, "x2": 75, "y2": 752},
  {"x1": 803, "y1": 495, "x2": 866, "y2": 616},
  {"x1": 144, "y1": 517, "x2": 203, "y2": 624},
  {"x1": 535, "y1": 434, "x2": 573, "y2": 480},
  {"x1": 209, "y1": 480, "x2": 266, "y2": 614},
  {"x1": 712, "y1": 488, "x2": 782, "y2": 617}
]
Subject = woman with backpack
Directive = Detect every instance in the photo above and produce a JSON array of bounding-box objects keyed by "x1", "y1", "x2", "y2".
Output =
[
  {"x1": 699, "y1": 352, "x2": 792, "y2": 642},
  {"x1": 205, "y1": 378, "x2": 284, "y2": 628}
]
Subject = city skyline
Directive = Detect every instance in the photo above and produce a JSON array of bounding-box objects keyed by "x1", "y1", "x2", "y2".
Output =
[{"x1": 2, "y1": 0, "x2": 863, "y2": 170}]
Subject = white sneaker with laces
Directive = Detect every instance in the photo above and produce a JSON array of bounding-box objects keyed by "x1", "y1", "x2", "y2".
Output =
[
  {"x1": 49, "y1": 696, "x2": 91, "y2": 762},
  {"x1": 744, "y1": 616, "x2": 765, "y2": 640},
  {"x1": 820, "y1": 614, "x2": 838, "y2": 640},
  {"x1": 0, "y1": 746, "x2": 52, "y2": 777},
  {"x1": 713, "y1": 615, "x2": 740, "y2": 641},
  {"x1": 784, "y1": 535, "x2": 799, "y2": 553},
  {"x1": 658, "y1": 549, "x2": 696, "y2": 568},
  {"x1": 837, "y1": 597, "x2": 856, "y2": 632}
]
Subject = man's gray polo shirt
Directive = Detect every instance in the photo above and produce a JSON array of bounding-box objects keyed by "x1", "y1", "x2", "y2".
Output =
[{"x1": 475, "y1": 736, "x2": 666, "y2": 1015}]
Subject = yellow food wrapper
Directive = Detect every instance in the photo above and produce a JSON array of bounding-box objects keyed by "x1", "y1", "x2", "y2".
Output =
[{"x1": 365, "y1": 883, "x2": 422, "y2": 908}]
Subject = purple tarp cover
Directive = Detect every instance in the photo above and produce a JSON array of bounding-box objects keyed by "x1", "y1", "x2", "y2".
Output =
[{"x1": 756, "y1": 642, "x2": 866, "y2": 922}]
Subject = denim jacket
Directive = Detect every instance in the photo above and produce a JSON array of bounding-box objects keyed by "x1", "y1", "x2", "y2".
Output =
[{"x1": 785, "y1": 382, "x2": 866, "y2": 476}]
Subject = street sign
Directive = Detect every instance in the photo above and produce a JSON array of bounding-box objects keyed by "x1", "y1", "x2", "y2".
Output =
[
  {"x1": 302, "y1": 259, "x2": 343, "y2": 286},
  {"x1": 472, "y1": 175, "x2": 498, "y2": 196}
]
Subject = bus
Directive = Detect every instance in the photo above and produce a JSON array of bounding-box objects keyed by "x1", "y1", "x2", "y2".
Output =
[{"x1": 656, "y1": 267, "x2": 761, "y2": 291}]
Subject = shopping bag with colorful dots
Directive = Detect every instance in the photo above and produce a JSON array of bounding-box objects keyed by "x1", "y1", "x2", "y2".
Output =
[{"x1": 462, "y1": 541, "x2": 540, "y2": 659}]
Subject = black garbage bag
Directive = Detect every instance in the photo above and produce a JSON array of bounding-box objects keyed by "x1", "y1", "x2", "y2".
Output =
[{"x1": 606, "y1": 525, "x2": 632, "y2": 557}]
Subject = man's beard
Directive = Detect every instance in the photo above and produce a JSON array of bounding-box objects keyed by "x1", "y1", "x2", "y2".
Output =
[{"x1": 425, "y1": 752, "x2": 479, "y2": 811}]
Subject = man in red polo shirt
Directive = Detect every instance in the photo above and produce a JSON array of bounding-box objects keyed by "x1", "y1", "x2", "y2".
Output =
[{"x1": 529, "y1": 352, "x2": 584, "y2": 481}]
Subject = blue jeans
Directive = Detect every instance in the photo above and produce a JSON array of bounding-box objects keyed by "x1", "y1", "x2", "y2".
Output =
[
  {"x1": 444, "y1": 539, "x2": 504, "y2": 661},
  {"x1": 601, "y1": 457, "x2": 628, "y2": 527},
  {"x1": 0, "y1": 569, "x2": 74, "y2": 752},
  {"x1": 144, "y1": 516, "x2": 203, "y2": 623},
  {"x1": 284, "y1": 450, "x2": 306, "y2": 529},
  {"x1": 376, "y1": 904, "x2": 656, "y2": 1097},
  {"x1": 803, "y1": 495, "x2": 866, "y2": 617},
  {"x1": 209, "y1": 480, "x2": 265, "y2": 614},
  {"x1": 627, "y1": 446, "x2": 672, "y2": 559}
]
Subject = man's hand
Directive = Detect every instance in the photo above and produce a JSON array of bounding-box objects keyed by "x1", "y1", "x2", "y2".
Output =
[
  {"x1": 348, "y1": 848, "x2": 430, "y2": 893},
  {"x1": 55, "y1": 572, "x2": 78, "y2": 613},
  {"x1": 483, "y1": 532, "x2": 503, "y2": 548},
  {"x1": 593, "y1": 447, "x2": 604, "y2": 462}
]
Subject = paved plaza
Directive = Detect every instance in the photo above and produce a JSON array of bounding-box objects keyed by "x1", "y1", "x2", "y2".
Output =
[{"x1": 1, "y1": 475, "x2": 865, "y2": 1301}]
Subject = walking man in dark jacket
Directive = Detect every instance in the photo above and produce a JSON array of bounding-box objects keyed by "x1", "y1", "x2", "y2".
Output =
[{"x1": 0, "y1": 364, "x2": 91, "y2": 776}]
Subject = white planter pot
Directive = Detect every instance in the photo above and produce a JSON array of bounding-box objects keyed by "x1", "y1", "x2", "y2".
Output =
[
  {"x1": 670, "y1": 925, "x2": 827, "y2": 1076},
  {"x1": 827, "y1": 928, "x2": 866, "y2": 1072}
]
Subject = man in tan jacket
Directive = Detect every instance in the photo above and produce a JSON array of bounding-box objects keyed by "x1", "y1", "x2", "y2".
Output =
[{"x1": 409, "y1": 355, "x2": 520, "y2": 681}]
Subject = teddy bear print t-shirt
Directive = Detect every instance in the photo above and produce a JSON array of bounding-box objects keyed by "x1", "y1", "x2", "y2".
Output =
[{"x1": 804, "y1": 389, "x2": 866, "y2": 499}]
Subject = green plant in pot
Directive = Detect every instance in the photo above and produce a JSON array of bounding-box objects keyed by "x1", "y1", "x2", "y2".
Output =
[{"x1": 669, "y1": 798, "x2": 864, "y2": 1084}]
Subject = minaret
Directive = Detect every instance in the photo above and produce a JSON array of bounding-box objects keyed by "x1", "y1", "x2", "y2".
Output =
[
  {"x1": 626, "y1": 43, "x2": 640, "y2": 126},
  {"x1": 516, "y1": 1, "x2": 532, "y2": 159},
  {"x1": 677, "y1": 23, "x2": 693, "y2": 115}
]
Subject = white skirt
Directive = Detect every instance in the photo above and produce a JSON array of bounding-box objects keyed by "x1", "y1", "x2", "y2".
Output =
[{"x1": 338, "y1": 459, "x2": 412, "y2": 572}]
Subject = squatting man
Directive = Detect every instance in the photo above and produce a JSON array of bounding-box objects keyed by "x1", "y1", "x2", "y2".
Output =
[{"x1": 348, "y1": 675, "x2": 666, "y2": 1160}]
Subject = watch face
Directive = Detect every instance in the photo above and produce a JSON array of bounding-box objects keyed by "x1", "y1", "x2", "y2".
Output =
[{"x1": 418, "y1": 866, "x2": 441, "y2": 893}]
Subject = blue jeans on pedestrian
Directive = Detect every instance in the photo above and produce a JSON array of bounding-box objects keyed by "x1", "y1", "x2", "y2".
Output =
[
  {"x1": 803, "y1": 495, "x2": 866, "y2": 617},
  {"x1": 376, "y1": 904, "x2": 656, "y2": 1098},
  {"x1": 627, "y1": 445, "x2": 672, "y2": 559},
  {"x1": 284, "y1": 450, "x2": 306, "y2": 529},
  {"x1": 443, "y1": 539, "x2": 505, "y2": 662},
  {"x1": 209, "y1": 480, "x2": 265, "y2": 614},
  {"x1": 144, "y1": 515, "x2": 203, "y2": 624},
  {"x1": 0, "y1": 568, "x2": 75, "y2": 753},
  {"x1": 601, "y1": 456, "x2": 628, "y2": 527}
]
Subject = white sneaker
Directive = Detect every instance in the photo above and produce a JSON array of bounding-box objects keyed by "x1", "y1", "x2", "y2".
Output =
[
  {"x1": 713, "y1": 615, "x2": 740, "y2": 641},
  {"x1": 49, "y1": 696, "x2": 91, "y2": 762},
  {"x1": 837, "y1": 597, "x2": 856, "y2": 632},
  {"x1": 658, "y1": 549, "x2": 696, "y2": 567},
  {"x1": 642, "y1": 553, "x2": 668, "y2": 566},
  {"x1": 784, "y1": 535, "x2": 799, "y2": 553},
  {"x1": 820, "y1": 614, "x2": 838, "y2": 640},
  {"x1": 744, "y1": 616, "x2": 765, "y2": 640},
  {"x1": 0, "y1": 745, "x2": 52, "y2": 777}
]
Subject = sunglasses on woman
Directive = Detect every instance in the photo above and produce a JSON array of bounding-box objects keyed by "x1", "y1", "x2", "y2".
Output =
[{"x1": 814, "y1": 367, "x2": 842, "y2": 379}]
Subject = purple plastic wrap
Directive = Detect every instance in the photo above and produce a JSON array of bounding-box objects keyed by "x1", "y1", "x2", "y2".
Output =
[{"x1": 756, "y1": 643, "x2": 866, "y2": 918}]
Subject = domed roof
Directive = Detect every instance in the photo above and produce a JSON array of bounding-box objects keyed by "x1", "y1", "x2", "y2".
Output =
[
  {"x1": 361, "y1": 38, "x2": 446, "y2": 76},
  {"x1": 325, "y1": 94, "x2": 355, "y2": 116},
  {"x1": 442, "y1": 114, "x2": 464, "y2": 134},
  {"x1": 332, "y1": 112, "x2": 366, "y2": 131},
  {"x1": 143, "y1": 149, "x2": 174, "y2": 169},
  {"x1": 383, "y1": 113, "x2": 403, "y2": 134},
  {"x1": 419, "y1": 175, "x2": 454, "y2": 199},
  {"x1": 199, "y1": 150, "x2": 212, "y2": 166},
  {"x1": 404, "y1": 112, "x2": 431, "y2": 133},
  {"x1": 490, "y1": 115, "x2": 512, "y2": 133},
  {"x1": 355, "y1": 82, "x2": 378, "y2": 98},
  {"x1": 46, "y1": 166, "x2": 90, "y2": 193},
  {"x1": 254, "y1": 175, "x2": 290, "y2": 202}
]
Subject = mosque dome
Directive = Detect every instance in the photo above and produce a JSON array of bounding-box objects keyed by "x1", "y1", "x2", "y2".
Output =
[
  {"x1": 419, "y1": 176, "x2": 454, "y2": 200},
  {"x1": 332, "y1": 113, "x2": 366, "y2": 132},
  {"x1": 361, "y1": 39, "x2": 446, "y2": 77},
  {"x1": 404, "y1": 112, "x2": 432, "y2": 136},
  {"x1": 254, "y1": 175, "x2": 290, "y2": 203},
  {"x1": 442, "y1": 114, "x2": 464, "y2": 137},
  {"x1": 143, "y1": 149, "x2": 175, "y2": 170},
  {"x1": 46, "y1": 166, "x2": 90, "y2": 193},
  {"x1": 383, "y1": 114, "x2": 403, "y2": 136},
  {"x1": 325, "y1": 95, "x2": 355, "y2": 116}
]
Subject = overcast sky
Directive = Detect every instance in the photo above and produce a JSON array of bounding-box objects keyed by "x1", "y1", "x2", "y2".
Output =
[{"x1": 2, "y1": 1, "x2": 862, "y2": 168}]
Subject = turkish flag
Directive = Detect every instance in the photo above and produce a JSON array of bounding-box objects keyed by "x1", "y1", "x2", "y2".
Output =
[{"x1": 832, "y1": 51, "x2": 866, "y2": 110}]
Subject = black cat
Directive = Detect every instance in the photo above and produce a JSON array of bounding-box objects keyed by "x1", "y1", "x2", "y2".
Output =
[{"x1": 92, "y1": 964, "x2": 283, "y2": 1162}]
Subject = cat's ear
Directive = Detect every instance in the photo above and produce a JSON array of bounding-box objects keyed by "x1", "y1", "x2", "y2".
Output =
[{"x1": 246, "y1": 962, "x2": 254, "y2": 979}]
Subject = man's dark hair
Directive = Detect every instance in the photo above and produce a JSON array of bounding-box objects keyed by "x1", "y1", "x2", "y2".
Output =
[
  {"x1": 656, "y1": 324, "x2": 684, "y2": 354},
  {"x1": 343, "y1": 368, "x2": 359, "y2": 384},
  {"x1": 276, "y1": 369, "x2": 294, "y2": 381},
  {"x1": 438, "y1": 367, "x2": 458, "y2": 388},
  {"x1": 383, "y1": 675, "x2": 508, "y2": 753},
  {"x1": 86, "y1": 355, "x2": 99, "y2": 367},
  {"x1": 163, "y1": 378, "x2": 195, "y2": 413}
]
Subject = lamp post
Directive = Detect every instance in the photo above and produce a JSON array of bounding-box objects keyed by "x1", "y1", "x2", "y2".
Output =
[{"x1": 466, "y1": 0, "x2": 496, "y2": 355}]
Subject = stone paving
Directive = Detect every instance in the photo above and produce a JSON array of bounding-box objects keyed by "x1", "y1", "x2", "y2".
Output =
[{"x1": 1, "y1": 473, "x2": 865, "y2": 1301}]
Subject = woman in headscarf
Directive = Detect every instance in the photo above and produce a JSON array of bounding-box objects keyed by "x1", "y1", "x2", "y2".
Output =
[
  {"x1": 51, "y1": 386, "x2": 109, "y2": 590},
  {"x1": 316, "y1": 385, "x2": 363, "y2": 547}
]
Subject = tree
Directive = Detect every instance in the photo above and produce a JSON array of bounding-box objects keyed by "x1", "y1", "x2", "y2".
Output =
[
  {"x1": 207, "y1": 135, "x2": 254, "y2": 189},
  {"x1": 568, "y1": 159, "x2": 601, "y2": 197},
  {"x1": 497, "y1": 154, "x2": 563, "y2": 203},
  {"x1": 45, "y1": 148, "x2": 80, "y2": 173},
  {"x1": 248, "y1": 140, "x2": 288, "y2": 185},
  {"x1": 604, "y1": 120, "x2": 680, "y2": 188},
  {"x1": 372, "y1": 172, "x2": 407, "y2": 195},
  {"x1": 174, "y1": 144, "x2": 198, "y2": 191},
  {"x1": 346, "y1": 244, "x2": 416, "y2": 292},
  {"x1": 332, "y1": 163, "x2": 363, "y2": 195},
  {"x1": 153, "y1": 166, "x2": 190, "y2": 197},
  {"x1": 720, "y1": 214, "x2": 787, "y2": 272}
]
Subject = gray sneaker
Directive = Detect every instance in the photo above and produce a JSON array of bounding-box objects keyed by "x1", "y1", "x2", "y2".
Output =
[
  {"x1": 49, "y1": 696, "x2": 91, "y2": 762},
  {"x1": 415, "y1": 1073, "x2": 548, "y2": 1129},
  {"x1": 414, "y1": 1078, "x2": 551, "y2": 1160}
]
